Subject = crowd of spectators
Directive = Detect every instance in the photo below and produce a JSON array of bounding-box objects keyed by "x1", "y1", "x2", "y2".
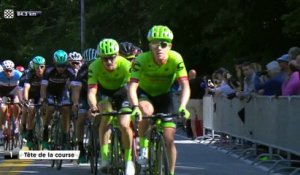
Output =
[{"x1": 205, "y1": 46, "x2": 300, "y2": 98}]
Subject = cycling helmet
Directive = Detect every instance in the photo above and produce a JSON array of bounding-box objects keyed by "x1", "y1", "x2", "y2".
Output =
[
  {"x1": 68, "y1": 51, "x2": 83, "y2": 61},
  {"x1": 53, "y1": 50, "x2": 68, "y2": 65},
  {"x1": 2, "y1": 60, "x2": 15, "y2": 70},
  {"x1": 147, "y1": 25, "x2": 174, "y2": 43},
  {"x1": 82, "y1": 48, "x2": 97, "y2": 63},
  {"x1": 16, "y1": 66, "x2": 25, "y2": 72},
  {"x1": 97, "y1": 38, "x2": 119, "y2": 57},
  {"x1": 119, "y1": 42, "x2": 139, "y2": 59},
  {"x1": 32, "y1": 56, "x2": 46, "y2": 65}
]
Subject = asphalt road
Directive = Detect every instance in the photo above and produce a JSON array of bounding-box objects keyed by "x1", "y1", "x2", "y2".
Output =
[{"x1": 0, "y1": 133, "x2": 269, "y2": 175}]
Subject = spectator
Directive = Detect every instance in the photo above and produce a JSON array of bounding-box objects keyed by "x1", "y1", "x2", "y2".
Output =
[
  {"x1": 234, "y1": 58, "x2": 247, "y2": 92},
  {"x1": 288, "y1": 46, "x2": 300, "y2": 60},
  {"x1": 186, "y1": 69, "x2": 206, "y2": 139},
  {"x1": 255, "y1": 61, "x2": 285, "y2": 96},
  {"x1": 237, "y1": 62, "x2": 257, "y2": 99},
  {"x1": 208, "y1": 68, "x2": 236, "y2": 96},
  {"x1": 282, "y1": 60, "x2": 300, "y2": 95},
  {"x1": 277, "y1": 54, "x2": 290, "y2": 80}
]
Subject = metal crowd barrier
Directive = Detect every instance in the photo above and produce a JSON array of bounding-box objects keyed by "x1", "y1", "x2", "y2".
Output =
[{"x1": 202, "y1": 95, "x2": 300, "y2": 173}]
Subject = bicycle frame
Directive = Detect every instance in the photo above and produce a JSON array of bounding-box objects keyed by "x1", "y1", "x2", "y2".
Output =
[
  {"x1": 143, "y1": 113, "x2": 179, "y2": 175},
  {"x1": 2, "y1": 97, "x2": 15, "y2": 151}
]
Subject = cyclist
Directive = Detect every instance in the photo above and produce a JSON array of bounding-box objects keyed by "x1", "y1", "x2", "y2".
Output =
[
  {"x1": 82, "y1": 48, "x2": 97, "y2": 65},
  {"x1": 128, "y1": 25, "x2": 191, "y2": 175},
  {"x1": 73, "y1": 48, "x2": 97, "y2": 163},
  {"x1": 68, "y1": 51, "x2": 83, "y2": 77},
  {"x1": 119, "y1": 42, "x2": 142, "y2": 62},
  {"x1": 16, "y1": 66, "x2": 25, "y2": 74},
  {"x1": 87, "y1": 38, "x2": 134, "y2": 174},
  {"x1": 0, "y1": 60, "x2": 23, "y2": 143},
  {"x1": 40, "y1": 50, "x2": 81, "y2": 150},
  {"x1": 19, "y1": 56, "x2": 46, "y2": 148}
]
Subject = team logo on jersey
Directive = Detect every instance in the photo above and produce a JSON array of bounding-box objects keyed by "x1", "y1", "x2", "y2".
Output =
[
  {"x1": 132, "y1": 62, "x2": 141, "y2": 72},
  {"x1": 177, "y1": 62, "x2": 184, "y2": 71},
  {"x1": 88, "y1": 69, "x2": 93, "y2": 78}
]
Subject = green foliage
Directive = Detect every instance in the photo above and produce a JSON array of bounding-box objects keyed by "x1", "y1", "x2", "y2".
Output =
[{"x1": 0, "y1": 0, "x2": 299, "y2": 74}]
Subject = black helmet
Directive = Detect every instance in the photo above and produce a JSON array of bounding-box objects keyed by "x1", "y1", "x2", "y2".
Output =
[{"x1": 119, "y1": 42, "x2": 142, "y2": 60}]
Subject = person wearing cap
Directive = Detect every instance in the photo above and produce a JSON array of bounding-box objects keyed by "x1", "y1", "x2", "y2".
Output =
[
  {"x1": 254, "y1": 60, "x2": 285, "y2": 96},
  {"x1": 277, "y1": 54, "x2": 290, "y2": 75}
]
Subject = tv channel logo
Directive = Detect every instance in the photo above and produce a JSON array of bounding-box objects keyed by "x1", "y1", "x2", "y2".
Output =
[{"x1": 3, "y1": 9, "x2": 14, "y2": 19}]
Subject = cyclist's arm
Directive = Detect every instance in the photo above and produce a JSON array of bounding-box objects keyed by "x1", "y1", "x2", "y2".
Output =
[
  {"x1": 178, "y1": 78, "x2": 190, "y2": 108},
  {"x1": 23, "y1": 83, "x2": 30, "y2": 101},
  {"x1": 70, "y1": 78, "x2": 82, "y2": 105},
  {"x1": 88, "y1": 85, "x2": 97, "y2": 109},
  {"x1": 128, "y1": 80, "x2": 139, "y2": 107}
]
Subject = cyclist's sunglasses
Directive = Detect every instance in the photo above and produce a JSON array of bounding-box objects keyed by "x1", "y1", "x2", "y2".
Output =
[
  {"x1": 71, "y1": 61, "x2": 80, "y2": 65},
  {"x1": 150, "y1": 41, "x2": 170, "y2": 49},
  {"x1": 4, "y1": 69, "x2": 13, "y2": 73},
  {"x1": 102, "y1": 55, "x2": 117, "y2": 62},
  {"x1": 56, "y1": 64, "x2": 67, "y2": 68},
  {"x1": 34, "y1": 64, "x2": 45, "y2": 69}
]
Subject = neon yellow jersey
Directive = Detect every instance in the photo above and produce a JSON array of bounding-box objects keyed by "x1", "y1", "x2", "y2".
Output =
[
  {"x1": 131, "y1": 50, "x2": 188, "y2": 96},
  {"x1": 88, "y1": 56, "x2": 131, "y2": 90}
]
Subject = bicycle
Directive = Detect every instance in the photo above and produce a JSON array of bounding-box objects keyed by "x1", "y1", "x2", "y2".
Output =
[
  {"x1": 1, "y1": 96, "x2": 22, "y2": 150},
  {"x1": 48, "y1": 96, "x2": 69, "y2": 170},
  {"x1": 89, "y1": 110, "x2": 132, "y2": 175},
  {"x1": 142, "y1": 113, "x2": 180, "y2": 175},
  {"x1": 1, "y1": 96, "x2": 14, "y2": 150},
  {"x1": 25, "y1": 102, "x2": 43, "y2": 150}
]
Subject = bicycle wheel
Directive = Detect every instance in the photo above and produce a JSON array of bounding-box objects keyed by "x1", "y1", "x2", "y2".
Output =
[
  {"x1": 155, "y1": 136, "x2": 170, "y2": 175},
  {"x1": 110, "y1": 129, "x2": 124, "y2": 175},
  {"x1": 33, "y1": 109, "x2": 43, "y2": 150},
  {"x1": 148, "y1": 131, "x2": 156, "y2": 175},
  {"x1": 88, "y1": 124, "x2": 95, "y2": 174},
  {"x1": 50, "y1": 114, "x2": 63, "y2": 170},
  {"x1": 92, "y1": 125, "x2": 99, "y2": 175},
  {"x1": 55, "y1": 117, "x2": 63, "y2": 170}
]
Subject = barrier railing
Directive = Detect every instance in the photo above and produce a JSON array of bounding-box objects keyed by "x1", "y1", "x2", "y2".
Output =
[{"x1": 203, "y1": 95, "x2": 300, "y2": 156}]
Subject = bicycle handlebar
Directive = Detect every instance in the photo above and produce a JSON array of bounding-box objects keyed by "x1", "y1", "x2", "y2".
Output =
[
  {"x1": 142, "y1": 113, "x2": 181, "y2": 120},
  {"x1": 90, "y1": 110, "x2": 132, "y2": 117}
]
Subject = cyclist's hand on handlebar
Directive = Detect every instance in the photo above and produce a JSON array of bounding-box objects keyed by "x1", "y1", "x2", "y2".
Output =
[
  {"x1": 22, "y1": 100, "x2": 29, "y2": 107},
  {"x1": 131, "y1": 106, "x2": 142, "y2": 121},
  {"x1": 178, "y1": 106, "x2": 190, "y2": 119},
  {"x1": 89, "y1": 106, "x2": 99, "y2": 117},
  {"x1": 72, "y1": 103, "x2": 79, "y2": 113},
  {"x1": 38, "y1": 98, "x2": 45, "y2": 105}
]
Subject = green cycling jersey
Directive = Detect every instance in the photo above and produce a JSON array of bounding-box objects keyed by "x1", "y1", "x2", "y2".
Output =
[
  {"x1": 88, "y1": 56, "x2": 131, "y2": 90},
  {"x1": 131, "y1": 50, "x2": 188, "y2": 96}
]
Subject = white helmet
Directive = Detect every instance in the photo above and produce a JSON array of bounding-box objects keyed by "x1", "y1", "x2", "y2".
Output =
[
  {"x1": 2, "y1": 60, "x2": 15, "y2": 70},
  {"x1": 68, "y1": 52, "x2": 83, "y2": 61}
]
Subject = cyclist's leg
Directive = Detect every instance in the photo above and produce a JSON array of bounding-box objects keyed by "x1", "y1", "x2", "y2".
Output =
[
  {"x1": 13, "y1": 96, "x2": 21, "y2": 134},
  {"x1": 163, "y1": 125, "x2": 176, "y2": 174},
  {"x1": 98, "y1": 100, "x2": 112, "y2": 168},
  {"x1": 76, "y1": 100, "x2": 88, "y2": 162},
  {"x1": 21, "y1": 105, "x2": 28, "y2": 137},
  {"x1": 138, "y1": 100, "x2": 154, "y2": 164},
  {"x1": 42, "y1": 95, "x2": 55, "y2": 149},
  {"x1": 26, "y1": 104, "x2": 36, "y2": 148},
  {"x1": 0, "y1": 103, "x2": 7, "y2": 141},
  {"x1": 59, "y1": 88, "x2": 72, "y2": 149},
  {"x1": 119, "y1": 114, "x2": 132, "y2": 159},
  {"x1": 152, "y1": 92, "x2": 175, "y2": 174}
]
